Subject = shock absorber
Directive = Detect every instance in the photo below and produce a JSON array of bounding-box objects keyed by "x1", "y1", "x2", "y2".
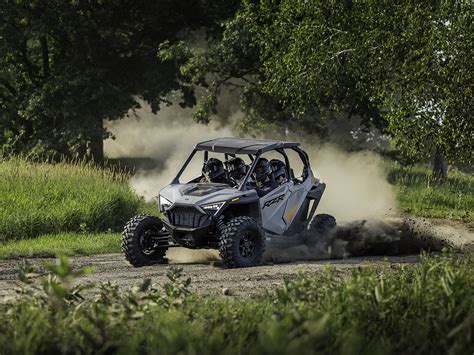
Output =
[{"x1": 215, "y1": 216, "x2": 226, "y2": 233}]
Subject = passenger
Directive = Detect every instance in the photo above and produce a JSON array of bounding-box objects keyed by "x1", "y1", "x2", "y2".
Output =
[
  {"x1": 253, "y1": 158, "x2": 278, "y2": 197},
  {"x1": 270, "y1": 159, "x2": 288, "y2": 185},
  {"x1": 202, "y1": 158, "x2": 232, "y2": 185},
  {"x1": 226, "y1": 157, "x2": 249, "y2": 186}
]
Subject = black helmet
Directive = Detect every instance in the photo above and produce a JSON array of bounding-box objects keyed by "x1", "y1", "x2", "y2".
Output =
[
  {"x1": 226, "y1": 157, "x2": 247, "y2": 180},
  {"x1": 254, "y1": 158, "x2": 272, "y2": 182},
  {"x1": 270, "y1": 159, "x2": 286, "y2": 179},
  {"x1": 203, "y1": 158, "x2": 225, "y2": 181}
]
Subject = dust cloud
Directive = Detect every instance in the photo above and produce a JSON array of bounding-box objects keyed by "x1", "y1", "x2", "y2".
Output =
[
  {"x1": 104, "y1": 100, "x2": 236, "y2": 199},
  {"x1": 311, "y1": 145, "x2": 397, "y2": 222},
  {"x1": 265, "y1": 217, "x2": 473, "y2": 263},
  {"x1": 166, "y1": 248, "x2": 220, "y2": 264}
]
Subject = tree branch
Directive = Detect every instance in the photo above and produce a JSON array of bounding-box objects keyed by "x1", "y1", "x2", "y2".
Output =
[
  {"x1": 0, "y1": 92, "x2": 13, "y2": 103},
  {"x1": 0, "y1": 79, "x2": 17, "y2": 96},
  {"x1": 329, "y1": 48, "x2": 355, "y2": 61},
  {"x1": 40, "y1": 35, "x2": 49, "y2": 78},
  {"x1": 19, "y1": 40, "x2": 39, "y2": 86}
]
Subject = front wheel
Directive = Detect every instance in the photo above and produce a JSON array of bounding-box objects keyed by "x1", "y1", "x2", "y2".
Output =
[
  {"x1": 219, "y1": 216, "x2": 265, "y2": 268},
  {"x1": 122, "y1": 214, "x2": 169, "y2": 267}
]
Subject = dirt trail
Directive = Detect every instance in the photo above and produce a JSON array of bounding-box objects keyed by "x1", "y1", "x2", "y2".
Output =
[
  {"x1": 0, "y1": 217, "x2": 471, "y2": 300},
  {"x1": 0, "y1": 254, "x2": 420, "y2": 299}
]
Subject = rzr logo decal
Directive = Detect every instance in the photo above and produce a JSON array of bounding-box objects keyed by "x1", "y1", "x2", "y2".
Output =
[{"x1": 262, "y1": 194, "x2": 285, "y2": 209}]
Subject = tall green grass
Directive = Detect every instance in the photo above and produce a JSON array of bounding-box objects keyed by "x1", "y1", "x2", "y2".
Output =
[
  {"x1": 389, "y1": 165, "x2": 474, "y2": 222},
  {"x1": 0, "y1": 158, "x2": 142, "y2": 242},
  {"x1": 1, "y1": 254, "x2": 472, "y2": 354}
]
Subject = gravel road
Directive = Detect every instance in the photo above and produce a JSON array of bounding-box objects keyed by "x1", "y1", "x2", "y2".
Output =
[
  {"x1": 0, "y1": 253, "x2": 421, "y2": 300},
  {"x1": 0, "y1": 217, "x2": 471, "y2": 300}
]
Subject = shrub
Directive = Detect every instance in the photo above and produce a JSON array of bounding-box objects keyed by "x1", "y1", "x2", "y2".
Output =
[{"x1": 0, "y1": 254, "x2": 472, "y2": 354}]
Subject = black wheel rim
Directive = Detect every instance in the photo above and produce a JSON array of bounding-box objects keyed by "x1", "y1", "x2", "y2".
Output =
[
  {"x1": 239, "y1": 231, "x2": 256, "y2": 258},
  {"x1": 139, "y1": 225, "x2": 165, "y2": 255}
]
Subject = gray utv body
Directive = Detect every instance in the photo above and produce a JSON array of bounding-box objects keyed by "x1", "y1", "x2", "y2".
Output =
[{"x1": 122, "y1": 138, "x2": 332, "y2": 268}]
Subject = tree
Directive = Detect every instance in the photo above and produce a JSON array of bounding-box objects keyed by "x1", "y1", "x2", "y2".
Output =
[
  {"x1": 180, "y1": 1, "x2": 473, "y2": 171},
  {"x1": 179, "y1": 1, "x2": 388, "y2": 140},
  {"x1": 376, "y1": 2, "x2": 473, "y2": 173},
  {"x1": 0, "y1": 0, "x2": 239, "y2": 162}
]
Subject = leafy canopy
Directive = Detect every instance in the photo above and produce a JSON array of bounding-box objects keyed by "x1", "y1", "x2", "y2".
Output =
[
  {"x1": 0, "y1": 0, "x2": 238, "y2": 161},
  {"x1": 183, "y1": 1, "x2": 473, "y2": 164}
]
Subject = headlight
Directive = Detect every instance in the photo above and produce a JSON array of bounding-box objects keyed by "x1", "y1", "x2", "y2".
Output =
[
  {"x1": 200, "y1": 201, "x2": 225, "y2": 214},
  {"x1": 159, "y1": 195, "x2": 172, "y2": 212}
]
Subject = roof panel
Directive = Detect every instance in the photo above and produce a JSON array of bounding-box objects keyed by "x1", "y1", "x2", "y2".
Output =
[{"x1": 195, "y1": 137, "x2": 300, "y2": 154}]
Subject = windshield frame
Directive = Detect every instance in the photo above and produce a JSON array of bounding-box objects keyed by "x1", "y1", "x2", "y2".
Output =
[{"x1": 172, "y1": 149, "x2": 260, "y2": 190}]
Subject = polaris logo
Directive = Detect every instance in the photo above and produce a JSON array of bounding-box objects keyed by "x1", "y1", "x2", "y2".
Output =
[{"x1": 262, "y1": 194, "x2": 284, "y2": 209}]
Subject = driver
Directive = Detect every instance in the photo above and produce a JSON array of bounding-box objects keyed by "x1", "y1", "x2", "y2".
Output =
[
  {"x1": 202, "y1": 158, "x2": 232, "y2": 185},
  {"x1": 253, "y1": 158, "x2": 278, "y2": 197},
  {"x1": 270, "y1": 159, "x2": 288, "y2": 185},
  {"x1": 226, "y1": 157, "x2": 249, "y2": 186}
]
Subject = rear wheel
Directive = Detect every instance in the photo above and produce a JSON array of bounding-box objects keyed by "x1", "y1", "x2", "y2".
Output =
[
  {"x1": 304, "y1": 213, "x2": 340, "y2": 256},
  {"x1": 122, "y1": 214, "x2": 169, "y2": 267},
  {"x1": 219, "y1": 216, "x2": 265, "y2": 268},
  {"x1": 308, "y1": 213, "x2": 337, "y2": 237}
]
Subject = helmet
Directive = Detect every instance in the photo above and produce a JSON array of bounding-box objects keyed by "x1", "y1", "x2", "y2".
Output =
[
  {"x1": 226, "y1": 157, "x2": 247, "y2": 180},
  {"x1": 270, "y1": 159, "x2": 287, "y2": 180},
  {"x1": 202, "y1": 158, "x2": 225, "y2": 181},
  {"x1": 254, "y1": 158, "x2": 272, "y2": 182}
]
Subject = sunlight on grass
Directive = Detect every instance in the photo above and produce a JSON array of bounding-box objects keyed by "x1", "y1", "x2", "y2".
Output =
[
  {"x1": 0, "y1": 157, "x2": 143, "y2": 242},
  {"x1": 388, "y1": 165, "x2": 473, "y2": 222},
  {"x1": 0, "y1": 232, "x2": 121, "y2": 260}
]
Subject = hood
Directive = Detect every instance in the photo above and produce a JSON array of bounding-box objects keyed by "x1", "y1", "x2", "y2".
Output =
[{"x1": 159, "y1": 183, "x2": 249, "y2": 207}]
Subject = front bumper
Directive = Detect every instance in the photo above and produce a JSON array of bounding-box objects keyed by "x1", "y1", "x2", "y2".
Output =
[
  {"x1": 161, "y1": 217, "x2": 211, "y2": 237},
  {"x1": 162, "y1": 204, "x2": 220, "y2": 248}
]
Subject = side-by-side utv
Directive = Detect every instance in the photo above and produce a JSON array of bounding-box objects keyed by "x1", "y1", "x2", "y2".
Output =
[{"x1": 122, "y1": 138, "x2": 335, "y2": 268}]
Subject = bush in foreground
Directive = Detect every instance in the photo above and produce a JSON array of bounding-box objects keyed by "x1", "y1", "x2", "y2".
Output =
[
  {"x1": 0, "y1": 254, "x2": 472, "y2": 354},
  {"x1": 0, "y1": 158, "x2": 142, "y2": 242}
]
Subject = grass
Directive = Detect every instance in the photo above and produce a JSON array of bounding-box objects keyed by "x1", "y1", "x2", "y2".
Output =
[
  {"x1": 388, "y1": 164, "x2": 474, "y2": 222},
  {"x1": 0, "y1": 232, "x2": 121, "y2": 260},
  {"x1": 0, "y1": 254, "x2": 472, "y2": 354},
  {"x1": 0, "y1": 157, "x2": 143, "y2": 242}
]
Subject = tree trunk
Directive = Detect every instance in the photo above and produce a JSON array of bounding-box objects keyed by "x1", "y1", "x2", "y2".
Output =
[
  {"x1": 432, "y1": 147, "x2": 448, "y2": 179},
  {"x1": 90, "y1": 133, "x2": 104, "y2": 164},
  {"x1": 87, "y1": 119, "x2": 104, "y2": 164}
]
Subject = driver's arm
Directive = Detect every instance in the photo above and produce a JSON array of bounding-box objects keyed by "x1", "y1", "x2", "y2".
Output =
[{"x1": 255, "y1": 179, "x2": 279, "y2": 197}]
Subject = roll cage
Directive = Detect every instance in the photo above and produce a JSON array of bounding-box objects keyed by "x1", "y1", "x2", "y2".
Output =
[{"x1": 171, "y1": 138, "x2": 311, "y2": 190}]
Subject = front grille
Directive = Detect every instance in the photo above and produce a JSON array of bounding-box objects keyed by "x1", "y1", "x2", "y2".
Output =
[{"x1": 167, "y1": 206, "x2": 210, "y2": 228}]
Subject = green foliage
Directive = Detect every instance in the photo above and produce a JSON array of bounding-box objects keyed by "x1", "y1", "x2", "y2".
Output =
[
  {"x1": 0, "y1": 157, "x2": 142, "y2": 241},
  {"x1": 0, "y1": 1, "x2": 239, "y2": 161},
  {"x1": 389, "y1": 164, "x2": 474, "y2": 221},
  {"x1": 0, "y1": 254, "x2": 472, "y2": 354},
  {"x1": 182, "y1": 1, "x2": 473, "y2": 165},
  {"x1": 0, "y1": 232, "x2": 121, "y2": 260}
]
